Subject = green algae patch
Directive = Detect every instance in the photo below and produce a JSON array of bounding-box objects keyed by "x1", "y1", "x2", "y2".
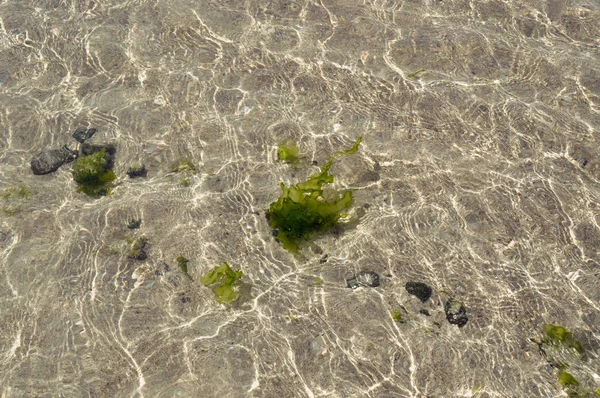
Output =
[
  {"x1": 392, "y1": 310, "x2": 405, "y2": 323},
  {"x1": 267, "y1": 137, "x2": 362, "y2": 253},
  {"x1": 72, "y1": 149, "x2": 116, "y2": 197},
  {"x1": 407, "y1": 69, "x2": 426, "y2": 79},
  {"x1": 558, "y1": 371, "x2": 579, "y2": 389},
  {"x1": 1, "y1": 184, "x2": 32, "y2": 215},
  {"x1": 544, "y1": 324, "x2": 584, "y2": 354},
  {"x1": 177, "y1": 255, "x2": 193, "y2": 280},
  {"x1": 277, "y1": 139, "x2": 300, "y2": 165},
  {"x1": 177, "y1": 255, "x2": 190, "y2": 274},
  {"x1": 201, "y1": 262, "x2": 243, "y2": 304},
  {"x1": 171, "y1": 159, "x2": 196, "y2": 173},
  {"x1": 1, "y1": 185, "x2": 32, "y2": 200}
]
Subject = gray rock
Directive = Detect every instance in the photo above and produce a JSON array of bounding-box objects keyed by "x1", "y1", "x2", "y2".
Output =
[
  {"x1": 72, "y1": 128, "x2": 97, "y2": 143},
  {"x1": 346, "y1": 271, "x2": 380, "y2": 288},
  {"x1": 405, "y1": 281, "x2": 432, "y2": 302},
  {"x1": 444, "y1": 299, "x2": 468, "y2": 327},
  {"x1": 30, "y1": 145, "x2": 78, "y2": 175}
]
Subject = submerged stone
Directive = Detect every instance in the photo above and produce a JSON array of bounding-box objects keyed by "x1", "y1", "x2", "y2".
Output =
[
  {"x1": 127, "y1": 219, "x2": 141, "y2": 229},
  {"x1": 405, "y1": 281, "x2": 432, "y2": 303},
  {"x1": 127, "y1": 165, "x2": 147, "y2": 178},
  {"x1": 72, "y1": 128, "x2": 97, "y2": 143},
  {"x1": 444, "y1": 299, "x2": 468, "y2": 327},
  {"x1": 128, "y1": 236, "x2": 148, "y2": 260},
  {"x1": 346, "y1": 271, "x2": 380, "y2": 289},
  {"x1": 30, "y1": 145, "x2": 78, "y2": 175}
]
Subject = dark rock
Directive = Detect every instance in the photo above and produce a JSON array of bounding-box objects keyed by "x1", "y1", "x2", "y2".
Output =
[
  {"x1": 444, "y1": 299, "x2": 468, "y2": 327},
  {"x1": 127, "y1": 165, "x2": 147, "y2": 178},
  {"x1": 127, "y1": 219, "x2": 141, "y2": 229},
  {"x1": 360, "y1": 170, "x2": 380, "y2": 182},
  {"x1": 405, "y1": 281, "x2": 432, "y2": 302},
  {"x1": 72, "y1": 128, "x2": 97, "y2": 143},
  {"x1": 346, "y1": 271, "x2": 380, "y2": 289},
  {"x1": 30, "y1": 145, "x2": 78, "y2": 175}
]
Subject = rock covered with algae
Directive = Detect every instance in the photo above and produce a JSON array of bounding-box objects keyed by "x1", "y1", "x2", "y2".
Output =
[{"x1": 266, "y1": 137, "x2": 362, "y2": 253}]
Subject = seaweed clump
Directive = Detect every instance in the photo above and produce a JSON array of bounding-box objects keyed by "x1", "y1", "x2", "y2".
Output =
[
  {"x1": 72, "y1": 149, "x2": 116, "y2": 197},
  {"x1": 267, "y1": 137, "x2": 362, "y2": 253},
  {"x1": 533, "y1": 324, "x2": 600, "y2": 397},
  {"x1": 171, "y1": 159, "x2": 196, "y2": 173},
  {"x1": 200, "y1": 262, "x2": 243, "y2": 304},
  {"x1": 277, "y1": 139, "x2": 300, "y2": 165},
  {"x1": 543, "y1": 323, "x2": 584, "y2": 354}
]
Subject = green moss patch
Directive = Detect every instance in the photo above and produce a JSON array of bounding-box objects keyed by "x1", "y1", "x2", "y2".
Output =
[
  {"x1": 267, "y1": 137, "x2": 362, "y2": 253},
  {"x1": 72, "y1": 149, "x2": 116, "y2": 197},
  {"x1": 201, "y1": 262, "x2": 243, "y2": 304}
]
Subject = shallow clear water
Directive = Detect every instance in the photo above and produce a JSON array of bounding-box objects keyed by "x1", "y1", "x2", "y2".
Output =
[{"x1": 1, "y1": 0, "x2": 600, "y2": 397}]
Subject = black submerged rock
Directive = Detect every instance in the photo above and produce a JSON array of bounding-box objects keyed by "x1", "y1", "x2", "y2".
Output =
[
  {"x1": 346, "y1": 271, "x2": 380, "y2": 289},
  {"x1": 405, "y1": 281, "x2": 432, "y2": 303},
  {"x1": 127, "y1": 219, "x2": 141, "y2": 229},
  {"x1": 30, "y1": 145, "x2": 78, "y2": 175},
  {"x1": 126, "y1": 165, "x2": 147, "y2": 178},
  {"x1": 72, "y1": 128, "x2": 97, "y2": 143},
  {"x1": 444, "y1": 299, "x2": 468, "y2": 327}
]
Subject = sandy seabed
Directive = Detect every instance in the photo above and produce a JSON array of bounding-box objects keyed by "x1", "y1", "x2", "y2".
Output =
[{"x1": 1, "y1": 1, "x2": 600, "y2": 397}]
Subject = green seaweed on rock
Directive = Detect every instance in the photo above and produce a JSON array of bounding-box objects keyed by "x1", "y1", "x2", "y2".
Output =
[
  {"x1": 72, "y1": 149, "x2": 116, "y2": 197},
  {"x1": 267, "y1": 137, "x2": 362, "y2": 253},
  {"x1": 127, "y1": 236, "x2": 148, "y2": 260},
  {"x1": 200, "y1": 262, "x2": 243, "y2": 304}
]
